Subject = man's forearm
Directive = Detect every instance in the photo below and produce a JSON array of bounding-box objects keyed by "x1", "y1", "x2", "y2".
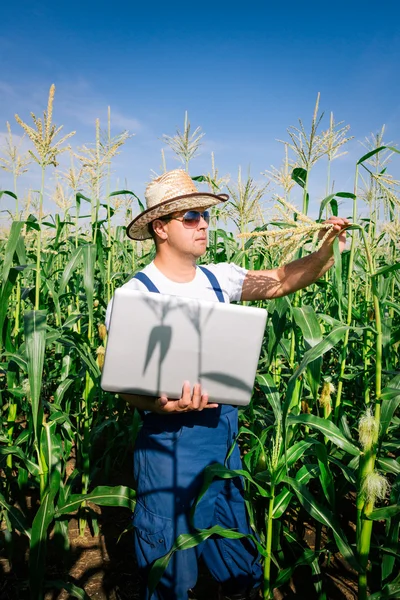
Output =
[{"x1": 272, "y1": 248, "x2": 334, "y2": 298}]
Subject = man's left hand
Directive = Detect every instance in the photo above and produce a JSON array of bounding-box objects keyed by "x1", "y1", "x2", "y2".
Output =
[{"x1": 318, "y1": 216, "x2": 350, "y2": 255}]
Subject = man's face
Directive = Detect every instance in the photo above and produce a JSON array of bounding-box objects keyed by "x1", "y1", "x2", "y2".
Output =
[{"x1": 153, "y1": 207, "x2": 209, "y2": 258}]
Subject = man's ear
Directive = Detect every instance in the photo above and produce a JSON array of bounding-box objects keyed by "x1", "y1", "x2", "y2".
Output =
[{"x1": 152, "y1": 219, "x2": 168, "y2": 240}]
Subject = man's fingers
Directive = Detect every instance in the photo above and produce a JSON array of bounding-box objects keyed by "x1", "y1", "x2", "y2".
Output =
[
  {"x1": 155, "y1": 395, "x2": 168, "y2": 408},
  {"x1": 199, "y1": 391, "x2": 208, "y2": 411},
  {"x1": 177, "y1": 381, "x2": 192, "y2": 409},
  {"x1": 324, "y1": 217, "x2": 350, "y2": 230},
  {"x1": 153, "y1": 384, "x2": 219, "y2": 413},
  {"x1": 319, "y1": 217, "x2": 350, "y2": 243},
  {"x1": 191, "y1": 383, "x2": 202, "y2": 409}
]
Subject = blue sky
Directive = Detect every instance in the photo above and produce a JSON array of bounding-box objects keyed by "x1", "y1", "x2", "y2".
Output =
[{"x1": 1, "y1": 0, "x2": 400, "y2": 222}]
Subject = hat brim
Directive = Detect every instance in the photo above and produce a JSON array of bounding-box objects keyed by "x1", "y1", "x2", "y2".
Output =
[{"x1": 126, "y1": 192, "x2": 229, "y2": 240}]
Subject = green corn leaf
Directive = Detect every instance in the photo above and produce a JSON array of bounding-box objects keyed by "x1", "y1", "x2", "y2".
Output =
[
  {"x1": 266, "y1": 295, "x2": 290, "y2": 363},
  {"x1": 374, "y1": 546, "x2": 400, "y2": 560},
  {"x1": 287, "y1": 414, "x2": 360, "y2": 456},
  {"x1": 44, "y1": 580, "x2": 90, "y2": 599},
  {"x1": 192, "y1": 175, "x2": 220, "y2": 191},
  {"x1": 82, "y1": 244, "x2": 97, "y2": 335},
  {"x1": 40, "y1": 422, "x2": 62, "y2": 478},
  {"x1": 108, "y1": 189, "x2": 144, "y2": 211},
  {"x1": 383, "y1": 533, "x2": 400, "y2": 582},
  {"x1": 283, "y1": 476, "x2": 359, "y2": 570},
  {"x1": 58, "y1": 246, "x2": 82, "y2": 297},
  {"x1": 1, "y1": 220, "x2": 24, "y2": 284},
  {"x1": 12, "y1": 428, "x2": 30, "y2": 446},
  {"x1": 274, "y1": 548, "x2": 318, "y2": 587},
  {"x1": 24, "y1": 215, "x2": 40, "y2": 231},
  {"x1": 357, "y1": 146, "x2": 387, "y2": 165},
  {"x1": 272, "y1": 487, "x2": 293, "y2": 519},
  {"x1": 53, "y1": 512, "x2": 70, "y2": 554},
  {"x1": 59, "y1": 331, "x2": 100, "y2": 378},
  {"x1": 381, "y1": 375, "x2": 400, "y2": 439},
  {"x1": 377, "y1": 457, "x2": 400, "y2": 475},
  {"x1": 75, "y1": 192, "x2": 92, "y2": 217},
  {"x1": 0, "y1": 446, "x2": 40, "y2": 476},
  {"x1": 328, "y1": 456, "x2": 357, "y2": 485},
  {"x1": 291, "y1": 167, "x2": 307, "y2": 188},
  {"x1": 44, "y1": 278, "x2": 61, "y2": 325},
  {"x1": 276, "y1": 438, "x2": 316, "y2": 480},
  {"x1": 15, "y1": 232, "x2": 27, "y2": 267},
  {"x1": 336, "y1": 191, "x2": 357, "y2": 199},
  {"x1": 281, "y1": 530, "x2": 324, "y2": 594},
  {"x1": 296, "y1": 463, "x2": 320, "y2": 483},
  {"x1": 54, "y1": 485, "x2": 136, "y2": 517},
  {"x1": 189, "y1": 465, "x2": 271, "y2": 533},
  {"x1": 54, "y1": 378, "x2": 74, "y2": 405},
  {"x1": 236, "y1": 427, "x2": 267, "y2": 471},
  {"x1": 273, "y1": 462, "x2": 319, "y2": 519},
  {"x1": 0, "y1": 492, "x2": 31, "y2": 539},
  {"x1": 0, "y1": 189, "x2": 18, "y2": 200},
  {"x1": 382, "y1": 480, "x2": 400, "y2": 582},
  {"x1": 292, "y1": 306, "x2": 323, "y2": 400},
  {"x1": 283, "y1": 325, "x2": 350, "y2": 421},
  {"x1": 368, "y1": 505, "x2": 400, "y2": 521},
  {"x1": 292, "y1": 306, "x2": 323, "y2": 347},
  {"x1": 148, "y1": 525, "x2": 263, "y2": 595},
  {"x1": 315, "y1": 443, "x2": 336, "y2": 508},
  {"x1": 385, "y1": 301, "x2": 400, "y2": 316},
  {"x1": 0, "y1": 267, "x2": 18, "y2": 343},
  {"x1": 318, "y1": 191, "x2": 355, "y2": 220},
  {"x1": 61, "y1": 312, "x2": 82, "y2": 330},
  {"x1": 0, "y1": 351, "x2": 28, "y2": 370},
  {"x1": 293, "y1": 325, "x2": 349, "y2": 377},
  {"x1": 372, "y1": 262, "x2": 400, "y2": 278},
  {"x1": 29, "y1": 470, "x2": 60, "y2": 599},
  {"x1": 369, "y1": 584, "x2": 400, "y2": 599},
  {"x1": 256, "y1": 372, "x2": 281, "y2": 421},
  {"x1": 318, "y1": 193, "x2": 338, "y2": 219},
  {"x1": 24, "y1": 310, "x2": 47, "y2": 446}
]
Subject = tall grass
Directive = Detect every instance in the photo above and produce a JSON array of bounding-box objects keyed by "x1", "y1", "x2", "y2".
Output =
[{"x1": 0, "y1": 87, "x2": 399, "y2": 600}]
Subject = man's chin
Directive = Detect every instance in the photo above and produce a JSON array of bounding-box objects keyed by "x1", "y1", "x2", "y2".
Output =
[{"x1": 192, "y1": 247, "x2": 207, "y2": 259}]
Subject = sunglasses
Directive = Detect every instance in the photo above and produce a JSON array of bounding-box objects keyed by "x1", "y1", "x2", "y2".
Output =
[{"x1": 160, "y1": 210, "x2": 210, "y2": 228}]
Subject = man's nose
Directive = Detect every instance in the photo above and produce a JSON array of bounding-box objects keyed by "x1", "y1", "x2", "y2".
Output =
[{"x1": 199, "y1": 214, "x2": 209, "y2": 229}]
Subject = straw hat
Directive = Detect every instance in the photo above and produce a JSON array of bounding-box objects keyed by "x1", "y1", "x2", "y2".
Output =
[{"x1": 126, "y1": 169, "x2": 229, "y2": 240}]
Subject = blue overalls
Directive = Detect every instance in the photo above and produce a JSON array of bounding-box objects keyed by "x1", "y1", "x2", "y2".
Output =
[{"x1": 132, "y1": 267, "x2": 262, "y2": 600}]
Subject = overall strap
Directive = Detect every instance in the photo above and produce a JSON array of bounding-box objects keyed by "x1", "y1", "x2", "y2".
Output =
[
  {"x1": 133, "y1": 272, "x2": 160, "y2": 293},
  {"x1": 198, "y1": 266, "x2": 225, "y2": 303},
  {"x1": 134, "y1": 267, "x2": 225, "y2": 303}
]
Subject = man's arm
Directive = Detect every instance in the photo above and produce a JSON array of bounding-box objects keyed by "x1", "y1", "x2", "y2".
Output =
[
  {"x1": 120, "y1": 382, "x2": 218, "y2": 414},
  {"x1": 241, "y1": 217, "x2": 349, "y2": 301}
]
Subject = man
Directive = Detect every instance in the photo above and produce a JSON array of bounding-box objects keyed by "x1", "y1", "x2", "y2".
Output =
[{"x1": 107, "y1": 169, "x2": 348, "y2": 600}]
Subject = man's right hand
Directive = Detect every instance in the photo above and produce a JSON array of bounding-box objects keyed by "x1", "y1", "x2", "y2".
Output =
[{"x1": 153, "y1": 381, "x2": 218, "y2": 414}]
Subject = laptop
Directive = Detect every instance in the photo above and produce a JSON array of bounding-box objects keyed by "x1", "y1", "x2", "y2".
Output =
[{"x1": 101, "y1": 289, "x2": 267, "y2": 406}]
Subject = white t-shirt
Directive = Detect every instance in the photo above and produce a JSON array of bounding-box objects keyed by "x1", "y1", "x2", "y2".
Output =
[{"x1": 105, "y1": 261, "x2": 248, "y2": 330}]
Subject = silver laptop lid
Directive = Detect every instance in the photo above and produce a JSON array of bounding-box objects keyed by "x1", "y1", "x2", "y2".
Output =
[{"x1": 101, "y1": 289, "x2": 267, "y2": 406}]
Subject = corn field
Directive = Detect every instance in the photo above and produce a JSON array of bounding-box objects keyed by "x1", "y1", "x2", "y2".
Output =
[{"x1": 0, "y1": 87, "x2": 400, "y2": 600}]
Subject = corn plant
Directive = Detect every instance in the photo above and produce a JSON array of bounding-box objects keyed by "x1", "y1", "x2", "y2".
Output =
[{"x1": 1, "y1": 93, "x2": 399, "y2": 600}]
